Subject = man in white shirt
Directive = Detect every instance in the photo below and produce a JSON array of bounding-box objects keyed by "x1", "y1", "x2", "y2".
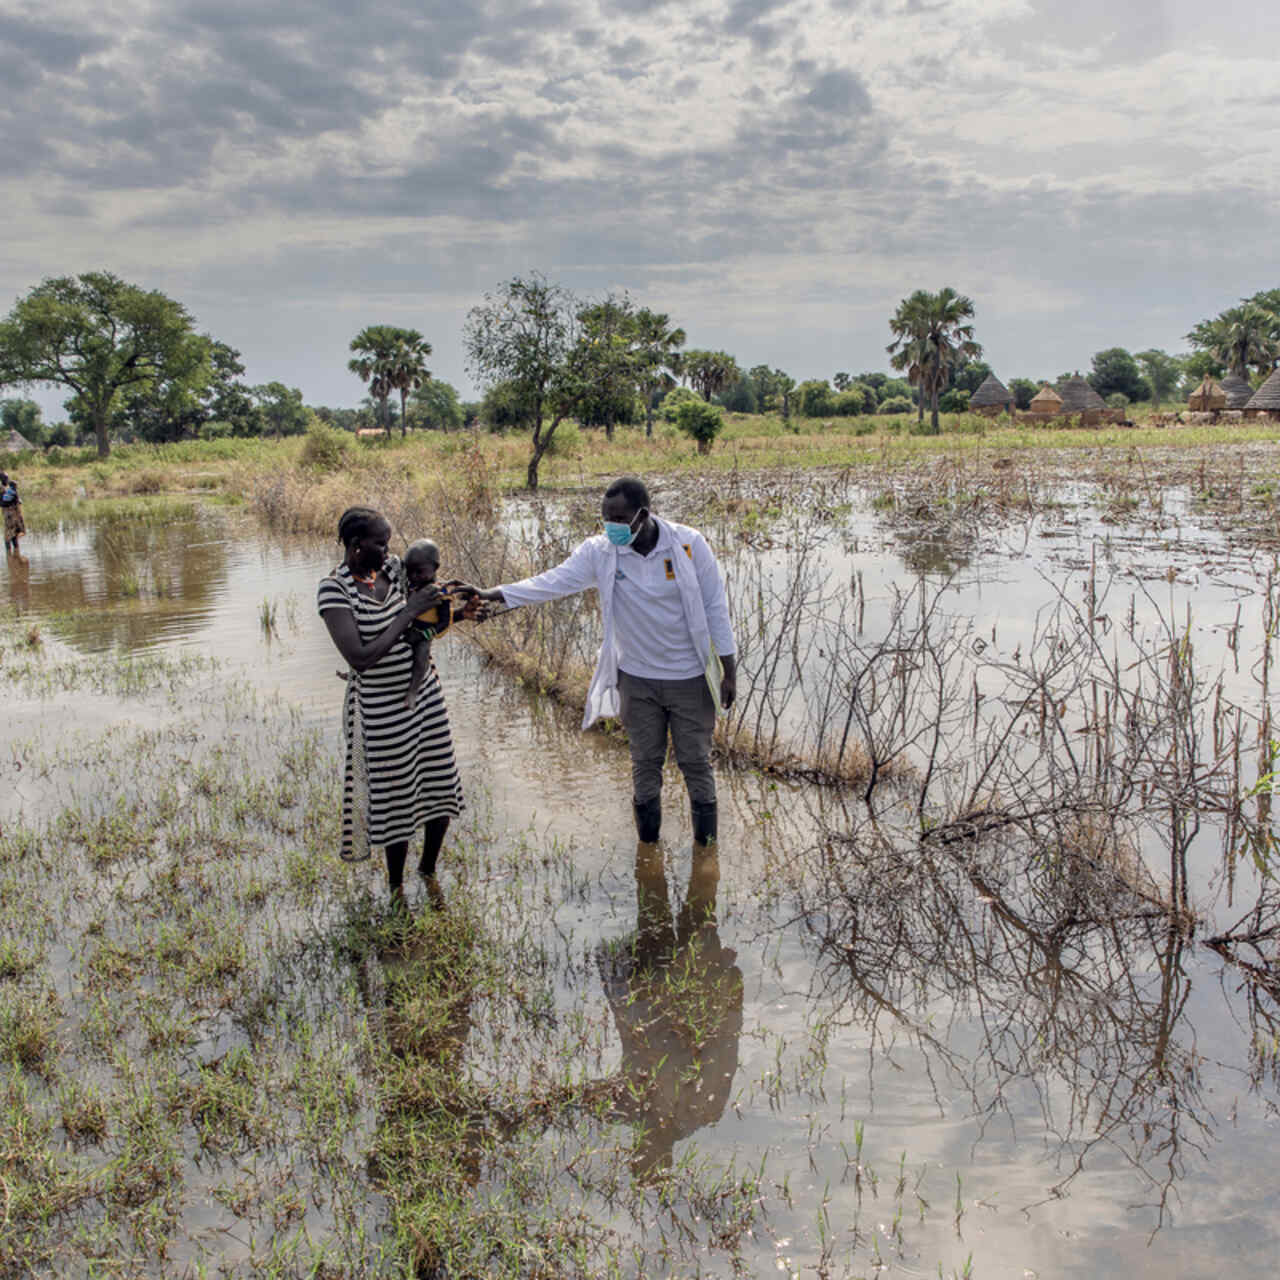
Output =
[{"x1": 469, "y1": 476, "x2": 737, "y2": 845}]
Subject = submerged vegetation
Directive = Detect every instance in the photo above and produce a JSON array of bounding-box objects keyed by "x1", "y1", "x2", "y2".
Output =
[
  {"x1": 0, "y1": 629, "x2": 990, "y2": 1276},
  {"x1": 5, "y1": 428, "x2": 1280, "y2": 1272}
]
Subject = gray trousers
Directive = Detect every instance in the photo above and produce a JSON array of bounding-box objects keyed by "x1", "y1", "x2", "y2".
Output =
[{"x1": 618, "y1": 670, "x2": 717, "y2": 806}]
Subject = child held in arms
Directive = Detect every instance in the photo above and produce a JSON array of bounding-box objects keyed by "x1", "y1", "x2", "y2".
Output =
[{"x1": 401, "y1": 539, "x2": 469, "y2": 709}]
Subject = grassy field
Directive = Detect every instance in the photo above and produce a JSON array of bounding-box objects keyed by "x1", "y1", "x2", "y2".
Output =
[{"x1": 6, "y1": 409, "x2": 1280, "y2": 513}]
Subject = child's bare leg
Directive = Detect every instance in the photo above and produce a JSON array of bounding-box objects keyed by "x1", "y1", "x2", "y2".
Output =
[{"x1": 404, "y1": 634, "x2": 430, "y2": 708}]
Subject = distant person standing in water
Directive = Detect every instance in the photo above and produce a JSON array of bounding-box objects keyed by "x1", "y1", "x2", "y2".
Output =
[
  {"x1": 462, "y1": 476, "x2": 736, "y2": 846},
  {"x1": 318, "y1": 507, "x2": 479, "y2": 906},
  {"x1": 1, "y1": 473, "x2": 24, "y2": 553}
]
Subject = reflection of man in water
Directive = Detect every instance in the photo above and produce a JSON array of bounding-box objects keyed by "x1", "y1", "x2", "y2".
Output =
[{"x1": 597, "y1": 841, "x2": 744, "y2": 1180}]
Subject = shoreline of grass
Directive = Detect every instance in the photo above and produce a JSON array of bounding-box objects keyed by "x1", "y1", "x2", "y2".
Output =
[{"x1": 4, "y1": 409, "x2": 1279, "y2": 512}]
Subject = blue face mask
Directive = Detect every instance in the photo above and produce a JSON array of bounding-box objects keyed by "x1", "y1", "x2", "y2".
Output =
[{"x1": 603, "y1": 510, "x2": 643, "y2": 547}]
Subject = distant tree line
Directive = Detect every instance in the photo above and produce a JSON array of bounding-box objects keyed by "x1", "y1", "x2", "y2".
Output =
[{"x1": 1, "y1": 269, "x2": 1275, "y2": 467}]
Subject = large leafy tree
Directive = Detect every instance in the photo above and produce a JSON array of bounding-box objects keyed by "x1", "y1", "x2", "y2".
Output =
[
  {"x1": 747, "y1": 365, "x2": 796, "y2": 419},
  {"x1": 887, "y1": 287, "x2": 981, "y2": 433},
  {"x1": 110, "y1": 336, "x2": 256, "y2": 442},
  {"x1": 950, "y1": 359, "x2": 993, "y2": 396},
  {"x1": 577, "y1": 295, "x2": 640, "y2": 441},
  {"x1": 252, "y1": 382, "x2": 310, "y2": 437},
  {"x1": 1134, "y1": 349, "x2": 1183, "y2": 405},
  {"x1": 1008, "y1": 377, "x2": 1040, "y2": 411},
  {"x1": 1181, "y1": 350, "x2": 1225, "y2": 388},
  {"x1": 0, "y1": 271, "x2": 207, "y2": 458},
  {"x1": 682, "y1": 349, "x2": 740, "y2": 403},
  {"x1": 1087, "y1": 348, "x2": 1150, "y2": 402},
  {"x1": 202, "y1": 341, "x2": 262, "y2": 436},
  {"x1": 747, "y1": 365, "x2": 776, "y2": 413},
  {"x1": 409, "y1": 378, "x2": 464, "y2": 431},
  {"x1": 465, "y1": 275, "x2": 572, "y2": 489},
  {"x1": 465, "y1": 274, "x2": 639, "y2": 489},
  {"x1": 1186, "y1": 303, "x2": 1280, "y2": 379}
]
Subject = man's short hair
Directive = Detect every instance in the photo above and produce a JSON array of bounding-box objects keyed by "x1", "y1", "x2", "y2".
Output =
[{"x1": 604, "y1": 476, "x2": 650, "y2": 512}]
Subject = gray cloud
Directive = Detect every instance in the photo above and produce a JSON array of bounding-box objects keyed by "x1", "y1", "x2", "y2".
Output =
[
  {"x1": 804, "y1": 69, "x2": 872, "y2": 114},
  {"x1": 0, "y1": 13, "x2": 106, "y2": 71},
  {"x1": 724, "y1": 0, "x2": 788, "y2": 31},
  {"x1": 1, "y1": 0, "x2": 1275, "y2": 408}
]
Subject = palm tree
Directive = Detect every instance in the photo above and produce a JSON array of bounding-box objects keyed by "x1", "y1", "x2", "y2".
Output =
[
  {"x1": 1186, "y1": 303, "x2": 1280, "y2": 380},
  {"x1": 887, "y1": 288, "x2": 981, "y2": 434},
  {"x1": 887, "y1": 290, "x2": 931, "y2": 424},
  {"x1": 683, "y1": 349, "x2": 739, "y2": 403},
  {"x1": 386, "y1": 330, "x2": 432, "y2": 437},
  {"x1": 632, "y1": 309, "x2": 686, "y2": 437},
  {"x1": 348, "y1": 326, "x2": 401, "y2": 438}
]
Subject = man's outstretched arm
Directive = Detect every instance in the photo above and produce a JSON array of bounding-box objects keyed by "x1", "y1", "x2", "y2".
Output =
[{"x1": 461, "y1": 538, "x2": 599, "y2": 608}]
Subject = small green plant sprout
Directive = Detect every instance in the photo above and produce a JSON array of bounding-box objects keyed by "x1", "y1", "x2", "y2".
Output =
[
  {"x1": 259, "y1": 597, "x2": 279, "y2": 635},
  {"x1": 1240, "y1": 738, "x2": 1280, "y2": 877},
  {"x1": 1247, "y1": 739, "x2": 1280, "y2": 796}
]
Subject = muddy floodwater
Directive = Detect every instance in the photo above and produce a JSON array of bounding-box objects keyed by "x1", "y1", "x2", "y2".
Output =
[{"x1": 3, "y1": 481, "x2": 1280, "y2": 1278}]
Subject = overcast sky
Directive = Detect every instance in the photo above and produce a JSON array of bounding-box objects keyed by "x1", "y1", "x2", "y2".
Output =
[{"x1": 2, "y1": 0, "x2": 1276, "y2": 411}]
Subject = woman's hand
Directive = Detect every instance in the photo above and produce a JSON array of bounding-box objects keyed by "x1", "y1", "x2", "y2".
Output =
[{"x1": 404, "y1": 583, "x2": 443, "y2": 615}]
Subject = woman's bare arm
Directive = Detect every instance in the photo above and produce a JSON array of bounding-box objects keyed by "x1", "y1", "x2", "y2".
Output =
[{"x1": 322, "y1": 584, "x2": 439, "y2": 672}]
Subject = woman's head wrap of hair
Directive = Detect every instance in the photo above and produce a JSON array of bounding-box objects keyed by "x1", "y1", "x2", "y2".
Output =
[{"x1": 337, "y1": 506, "x2": 383, "y2": 547}]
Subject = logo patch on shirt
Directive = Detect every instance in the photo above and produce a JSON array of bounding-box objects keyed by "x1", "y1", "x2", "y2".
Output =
[
  {"x1": 664, "y1": 557, "x2": 675, "y2": 580},
  {"x1": 682, "y1": 543, "x2": 693, "y2": 559}
]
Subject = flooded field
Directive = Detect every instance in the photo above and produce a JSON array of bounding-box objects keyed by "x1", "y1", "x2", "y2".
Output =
[{"x1": 2, "y1": 468, "x2": 1280, "y2": 1278}]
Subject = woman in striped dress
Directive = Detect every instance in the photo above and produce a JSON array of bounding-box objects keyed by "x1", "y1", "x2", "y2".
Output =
[{"x1": 318, "y1": 506, "x2": 468, "y2": 904}]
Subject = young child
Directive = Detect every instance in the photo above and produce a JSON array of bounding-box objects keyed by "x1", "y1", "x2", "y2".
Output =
[{"x1": 402, "y1": 539, "x2": 454, "y2": 709}]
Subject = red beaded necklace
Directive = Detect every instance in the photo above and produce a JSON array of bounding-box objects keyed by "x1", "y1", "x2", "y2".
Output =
[{"x1": 350, "y1": 566, "x2": 377, "y2": 587}]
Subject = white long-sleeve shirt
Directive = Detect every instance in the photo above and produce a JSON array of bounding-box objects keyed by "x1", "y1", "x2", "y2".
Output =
[{"x1": 498, "y1": 518, "x2": 736, "y2": 725}]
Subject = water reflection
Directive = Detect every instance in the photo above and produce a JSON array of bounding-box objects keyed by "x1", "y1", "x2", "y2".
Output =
[
  {"x1": 9, "y1": 497, "x2": 1280, "y2": 1270},
  {"x1": 801, "y1": 821, "x2": 1214, "y2": 1219},
  {"x1": 5, "y1": 513, "x2": 233, "y2": 651},
  {"x1": 597, "y1": 843, "x2": 743, "y2": 1180},
  {"x1": 5, "y1": 549, "x2": 30, "y2": 609}
]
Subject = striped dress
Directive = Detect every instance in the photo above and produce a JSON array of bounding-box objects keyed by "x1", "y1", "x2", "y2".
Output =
[{"x1": 317, "y1": 556, "x2": 464, "y2": 862}]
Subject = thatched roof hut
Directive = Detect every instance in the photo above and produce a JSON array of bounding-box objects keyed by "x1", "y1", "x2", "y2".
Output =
[
  {"x1": 1029, "y1": 383, "x2": 1063, "y2": 414},
  {"x1": 0, "y1": 430, "x2": 33, "y2": 454},
  {"x1": 1221, "y1": 373, "x2": 1255, "y2": 409},
  {"x1": 1188, "y1": 375, "x2": 1227, "y2": 412},
  {"x1": 969, "y1": 373, "x2": 1014, "y2": 413},
  {"x1": 1056, "y1": 375, "x2": 1107, "y2": 413},
  {"x1": 1244, "y1": 368, "x2": 1280, "y2": 418}
]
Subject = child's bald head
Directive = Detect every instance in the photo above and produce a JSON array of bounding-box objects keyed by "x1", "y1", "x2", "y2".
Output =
[{"x1": 403, "y1": 539, "x2": 441, "y2": 588}]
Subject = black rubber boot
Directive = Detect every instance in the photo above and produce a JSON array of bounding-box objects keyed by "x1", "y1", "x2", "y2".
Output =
[
  {"x1": 633, "y1": 797, "x2": 662, "y2": 843},
  {"x1": 691, "y1": 801, "x2": 718, "y2": 845}
]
